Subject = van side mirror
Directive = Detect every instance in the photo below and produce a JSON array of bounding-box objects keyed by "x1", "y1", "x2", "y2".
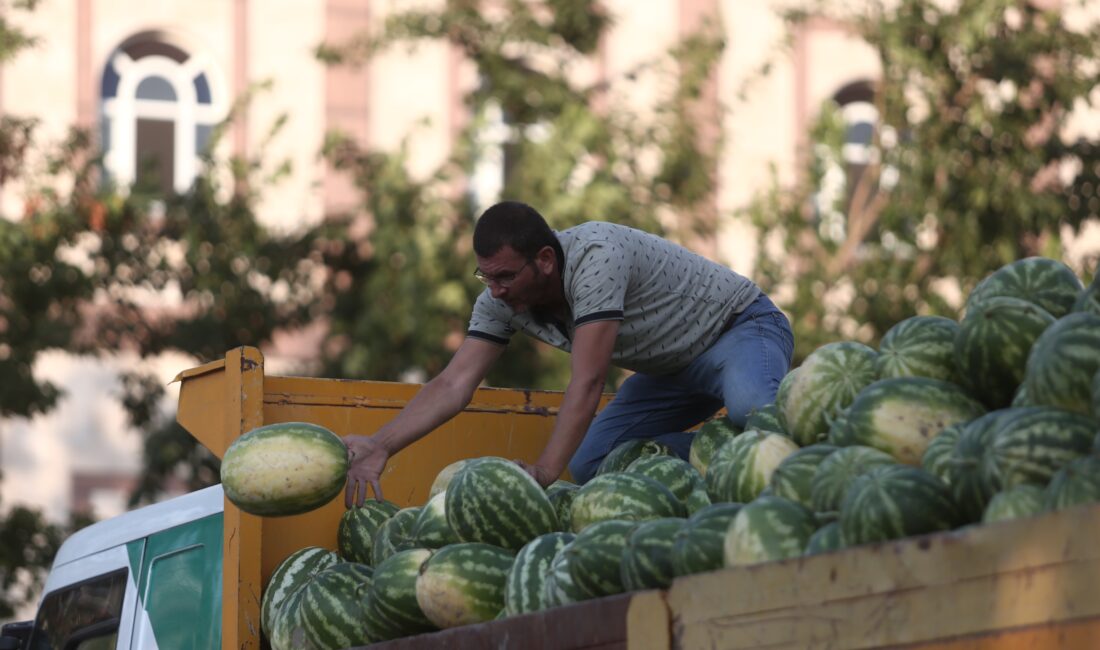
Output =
[{"x1": 0, "y1": 620, "x2": 32, "y2": 650}]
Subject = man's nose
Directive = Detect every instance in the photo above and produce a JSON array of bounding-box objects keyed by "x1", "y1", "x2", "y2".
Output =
[{"x1": 490, "y1": 283, "x2": 507, "y2": 299}]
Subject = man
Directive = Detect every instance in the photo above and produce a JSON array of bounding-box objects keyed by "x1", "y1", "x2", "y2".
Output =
[{"x1": 344, "y1": 201, "x2": 793, "y2": 506}]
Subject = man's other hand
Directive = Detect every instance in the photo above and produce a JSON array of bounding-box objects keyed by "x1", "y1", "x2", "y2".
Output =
[
  {"x1": 514, "y1": 458, "x2": 557, "y2": 488},
  {"x1": 344, "y1": 434, "x2": 389, "y2": 507}
]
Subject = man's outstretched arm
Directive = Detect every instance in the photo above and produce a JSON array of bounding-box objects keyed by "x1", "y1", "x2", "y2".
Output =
[
  {"x1": 520, "y1": 319, "x2": 619, "y2": 486},
  {"x1": 344, "y1": 336, "x2": 504, "y2": 506}
]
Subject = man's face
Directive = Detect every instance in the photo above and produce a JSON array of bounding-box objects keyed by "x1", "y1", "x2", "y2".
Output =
[{"x1": 474, "y1": 245, "x2": 551, "y2": 313}]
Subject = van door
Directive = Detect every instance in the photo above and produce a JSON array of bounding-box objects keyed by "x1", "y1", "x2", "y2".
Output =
[{"x1": 128, "y1": 513, "x2": 222, "y2": 649}]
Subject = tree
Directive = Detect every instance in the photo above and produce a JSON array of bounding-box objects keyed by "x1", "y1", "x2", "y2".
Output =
[
  {"x1": 316, "y1": 0, "x2": 726, "y2": 389},
  {"x1": 749, "y1": 0, "x2": 1100, "y2": 360}
]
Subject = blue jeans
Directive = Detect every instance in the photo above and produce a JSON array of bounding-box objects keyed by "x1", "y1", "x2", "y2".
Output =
[{"x1": 568, "y1": 293, "x2": 794, "y2": 484}]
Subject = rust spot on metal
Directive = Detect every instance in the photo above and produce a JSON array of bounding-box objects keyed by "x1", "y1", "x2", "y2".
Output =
[{"x1": 240, "y1": 357, "x2": 259, "y2": 372}]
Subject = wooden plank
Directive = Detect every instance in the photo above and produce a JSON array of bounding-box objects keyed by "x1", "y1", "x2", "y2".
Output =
[
  {"x1": 628, "y1": 591, "x2": 671, "y2": 650},
  {"x1": 667, "y1": 504, "x2": 1100, "y2": 649},
  {"x1": 898, "y1": 615, "x2": 1100, "y2": 650}
]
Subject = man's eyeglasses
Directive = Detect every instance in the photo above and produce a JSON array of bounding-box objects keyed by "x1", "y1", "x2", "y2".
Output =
[{"x1": 474, "y1": 260, "x2": 531, "y2": 288}]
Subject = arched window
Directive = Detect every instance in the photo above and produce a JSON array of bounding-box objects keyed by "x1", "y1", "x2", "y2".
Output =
[{"x1": 100, "y1": 33, "x2": 225, "y2": 195}]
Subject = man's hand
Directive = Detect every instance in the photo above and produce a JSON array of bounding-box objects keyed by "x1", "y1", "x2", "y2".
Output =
[
  {"x1": 514, "y1": 458, "x2": 558, "y2": 488},
  {"x1": 344, "y1": 434, "x2": 390, "y2": 507}
]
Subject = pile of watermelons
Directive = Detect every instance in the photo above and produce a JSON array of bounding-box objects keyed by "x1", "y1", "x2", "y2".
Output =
[{"x1": 224, "y1": 256, "x2": 1100, "y2": 650}]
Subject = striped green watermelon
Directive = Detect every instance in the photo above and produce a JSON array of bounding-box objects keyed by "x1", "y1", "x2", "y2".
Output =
[
  {"x1": 221, "y1": 421, "x2": 348, "y2": 517},
  {"x1": 262, "y1": 546, "x2": 340, "y2": 641},
  {"x1": 982, "y1": 484, "x2": 1045, "y2": 523},
  {"x1": 839, "y1": 465, "x2": 960, "y2": 546},
  {"x1": 1011, "y1": 382, "x2": 1032, "y2": 407},
  {"x1": 295, "y1": 562, "x2": 373, "y2": 650},
  {"x1": 1093, "y1": 369, "x2": 1100, "y2": 418},
  {"x1": 415, "y1": 543, "x2": 515, "y2": 629},
  {"x1": 504, "y1": 532, "x2": 575, "y2": 615},
  {"x1": 670, "y1": 503, "x2": 743, "y2": 577},
  {"x1": 685, "y1": 487, "x2": 712, "y2": 515},
  {"x1": 363, "y1": 548, "x2": 437, "y2": 641},
  {"x1": 954, "y1": 296, "x2": 1055, "y2": 408},
  {"x1": 543, "y1": 542, "x2": 585, "y2": 608},
  {"x1": 338, "y1": 499, "x2": 399, "y2": 564},
  {"x1": 371, "y1": 506, "x2": 422, "y2": 566},
  {"x1": 828, "y1": 377, "x2": 986, "y2": 464},
  {"x1": 744, "y1": 403, "x2": 787, "y2": 435},
  {"x1": 546, "y1": 480, "x2": 579, "y2": 529},
  {"x1": 1073, "y1": 272, "x2": 1100, "y2": 316},
  {"x1": 689, "y1": 417, "x2": 741, "y2": 476},
  {"x1": 1023, "y1": 312, "x2": 1100, "y2": 415},
  {"x1": 1042, "y1": 455, "x2": 1100, "y2": 511},
  {"x1": 920, "y1": 421, "x2": 962, "y2": 486},
  {"x1": 706, "y1": 431, "x2": 799, "y2": 503},
  {"x1": 597, "y1": 439, "x2": 673, "y2": 475},
  {"x1": 446, "y1": 457, "x2": 559, "y2": 551},
  {"x1": 411, "y1": 491, "x2": 461, "y2": 549},
  {"x1": 943, "y1": 410, "x2": 1013, "y2": 521},
  {"x1": 769, "y1": 444, "x2": 837, "y2": 508},
  {"x1": 564, "y1": 519, "x2": 638, "y2": 599},
  {"x1": 809, "y1": 446, "x2": 896, "y2": 514},
  {"x1": 875, "y1": 315, "x2": 960, "y2": 383},
  {"x1": 626, "y1": 455, "x2": 706, "y2": 506},
  {"x1": 966, "y1": 257, "x2": 1082, "y2": 318},
  {"x1": 779, "y1": 342, "x2": 879, "y2": 446},
  {"x1": 723, "y1": 495, "x2": 817, "y2": 566},
  {"x1": 428, "y1": 459, "x2": 471, "y2": 499},
  {"x1": 803, "y1": 521, "x2": 845, "y2": 555},
  {"x1": 979, "y1": 406, "x2": 1097, "y2": 495},
  {"x1": 620, "y1": 518, "x2": 687, "y2": 591},
  {"x1": 569, "y1": 473, "x2": 686, "y2": 533},
  {"x1": 774, "y1": 368, "x2": 799, "y2": 432}
]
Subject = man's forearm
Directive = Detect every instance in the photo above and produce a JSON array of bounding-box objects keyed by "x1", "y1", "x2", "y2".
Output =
[
  {"x1": 373, "y1": 377, "x2": 473, "y2": 455},
  {"x1": 535, "y1": 375, "x2": 605, "y2": 477}
]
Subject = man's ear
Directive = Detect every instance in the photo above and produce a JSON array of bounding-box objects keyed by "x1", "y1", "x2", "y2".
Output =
[{"x1": 535, "y1": 245, "x2": 556, "y2": 273}]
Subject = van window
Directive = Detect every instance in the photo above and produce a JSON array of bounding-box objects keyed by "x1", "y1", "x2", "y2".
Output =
[{"x1": 29, "y1": 569, "x2": 126, "y2": 650}]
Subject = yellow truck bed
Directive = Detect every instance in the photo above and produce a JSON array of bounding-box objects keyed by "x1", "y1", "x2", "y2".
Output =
[{"x1": 175, "y1": 347, "x2": 1100, "y2": 650}]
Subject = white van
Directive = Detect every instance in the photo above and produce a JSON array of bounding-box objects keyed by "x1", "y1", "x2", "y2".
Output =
[{"x1": 1, "y1": 486, "x2": 224, "y2": 650}]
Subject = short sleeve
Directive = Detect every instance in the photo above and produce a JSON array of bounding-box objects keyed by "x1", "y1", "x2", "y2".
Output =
[
  {"x1": 467, "y1": 290, "x2": 514, "y2": 345},
  {"x1": 568, "y1": 240, "x2": 629, "y2": 326}
]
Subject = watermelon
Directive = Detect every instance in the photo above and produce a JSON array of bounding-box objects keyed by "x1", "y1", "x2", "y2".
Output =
[
  {"x1": 769, "y1": 444, "x2": 837, "y2": 508},
  {"x1": 428, "y1": 459, "x2": 471, "y2": 499},
  {"x1": 221, "y1": 421, "x2": 348, "y2": 517},
  {"x1": 804, "y1": 521, "x2": 845, "y2": 555},
  {"x1": 295, "y1": 562, "x2": 373, "y2": 650},
  {"x1": 829, "y1": 377, "x2": 986, "y2": 465},
  {"x1": 363, "y1": 549, "x2": 437, "y2": 641},
  {"x1": 1074, "y1": 273, "x2": 1100, "y2": 316},
  {"x1": 778, "y1": 341, "x2": 879, "y2": 446},
  {"x1": 1043, "y1": 455, "x2": 1100, "y2": 511},
  {"x1": 706, "y1": 431, "x2": 799, "y2": 503},
  {"x1": 1093, "y1": 369, "x2": 1100, "y2": 418},
  {"x1": 723, "y1": 495, "x2": 817, "y2": 566},
  {"x1": 546, "y1": 480, "x2": 579, "y2": 529},
  {"x1": 596, "y1": 439, "x2": 673, "y2": 475},
  {"x1": 543, "y1": 542, "x2": 586, "y2": 608},
  {"x1": 1010, "y1": 382, "x2": 1032, "y2": 407},
  {"x1": 809, "y1": 446, "x2": 896, "y2": 514},
  {"x1": 415, "y1": 543, "x2": 516, "y2": 629},
  {"x1": 839, "y1": 465, "x2": 960, "y2": 546},
  {"x1": 504, "y1": 532, "x2": 575, "y2": 615},
  {"x1": 262, "y1": 546, "x2": 340, "y2": 641},
  {"x1": 982, "y1": 484, "x2": 1045, "y2": 523},
  {"x1": 1023, "y1": 312, "x2": 1100, "y2": 416},
  {"x1": 569, "y1": 473, "x2": 686, "y2": 533},
  {"x1": 920, "y1": 421, "x2": 962, "y2": 486},
  {"x1": 684, "y1": 487, "x2": 712, "y2": 515},
  {"x1": 338, "y1": 499, "x2": 399, "y2": 564},
  {"x1": 411, "y1": 491, "x2": 461, "y2": 548},
  {"x1": 626, "y1": 455, "x2": 706, "y2": 506},
  {"x1": 774, "y1": 368, "x2": 799, "y2": 432},
  {"x1": 943, "y1": 410, "x2": 1013, "y2": 521},
  {"x1": 875, "y1": 315, "x2": 960, "y2": 383},
  {"x1": 670, "y1": 503, "x2": 743, "y2": 577},
  {"x1": 564, "y1": 519, "x2": 638, "y2": 599},
  {"x1": 620, "y1": 518, "x2": 687, "y2": 591},
  {"x1": 954, "y1": 296, "x2": 1055, "y2": 408},
  {"x1": 966, "y1": 257, "x2": 1082, "y2": 318},
  {"x1": 744, "y1": 403, "x2": 787, "y2": 435},
  {"x1": 372, "y1": 506, "x2": 422, "y2": 566},
  {"x1": 979, "y1": 406, "x2": 1097, "y2": 495},
  {"x1": 446, "y1": 457, "x2": 559, "y2": 551},
  {"x1": 689, "y1": 417, "x2": 741, "y2": 476}
]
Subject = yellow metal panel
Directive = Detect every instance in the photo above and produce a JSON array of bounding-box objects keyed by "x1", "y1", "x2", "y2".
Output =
[
  {"x1": 665, "y1": 504, "x2": 1100, "y2": 649},
  {"x1": 627, "y1": 590, "x2": 671, "y2": 650}
]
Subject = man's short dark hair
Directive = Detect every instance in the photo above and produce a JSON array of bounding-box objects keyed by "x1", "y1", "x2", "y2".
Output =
[{"x1": 473, "y1": 201, "x2": 558, "y2": 260}]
